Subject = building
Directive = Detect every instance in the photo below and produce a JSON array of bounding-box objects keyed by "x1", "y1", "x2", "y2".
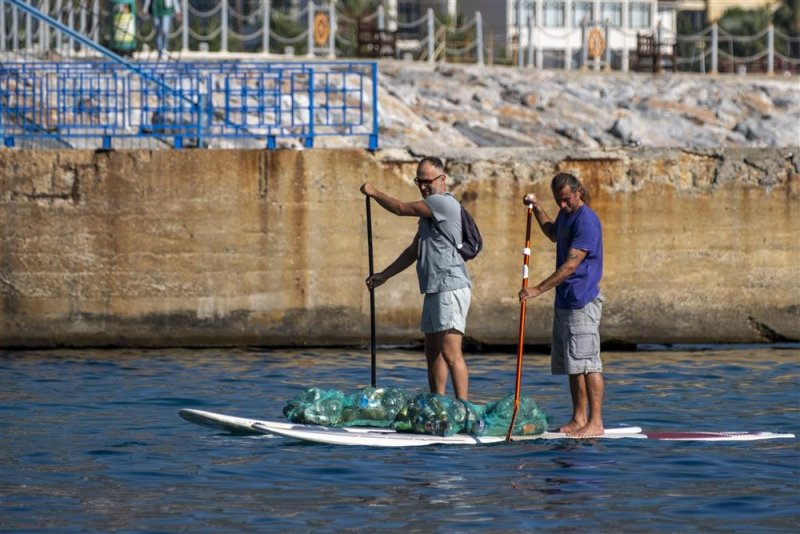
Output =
[{"x1": 456, "y1": 0, "x2": 677, "y2": 68}]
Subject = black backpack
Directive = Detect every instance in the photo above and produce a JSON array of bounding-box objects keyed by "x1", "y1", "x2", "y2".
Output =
[{"x1": 433, "y1": 204, "x2": 483, "y2": 261}]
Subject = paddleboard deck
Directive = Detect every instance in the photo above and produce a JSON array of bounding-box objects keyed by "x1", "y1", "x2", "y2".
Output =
[
  {"x1": 181, "y1": 409, "x2": 794, "y2": 447},
  {"x1": 255, "y1": 425, "x2": 795, "y2": 447},
  {"x1": 178, "y1": 409, "x2": 396, "y2": 436},
  {"x1": 252, "y1": 423, "x2": 646, "y2": 447}
]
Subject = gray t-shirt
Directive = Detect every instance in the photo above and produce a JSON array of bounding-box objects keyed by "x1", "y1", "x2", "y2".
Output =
[{"x1": 416, "y1": 192, "x2": 472, "y2": 294}]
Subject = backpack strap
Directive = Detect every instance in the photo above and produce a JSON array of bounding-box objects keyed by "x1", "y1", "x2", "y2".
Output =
[{"x1": 428, "y1": 208, "x2": 462, "y2": 253}]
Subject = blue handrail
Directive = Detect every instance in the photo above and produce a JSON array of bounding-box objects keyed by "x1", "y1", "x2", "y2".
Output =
[{"x1": 0, "y1": 60, "x2": 380, "y2": 150}]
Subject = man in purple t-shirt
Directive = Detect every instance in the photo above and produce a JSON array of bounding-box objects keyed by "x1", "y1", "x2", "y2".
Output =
[{"x1": 519, "y1": 172, "x2": 605, "y2": 438}]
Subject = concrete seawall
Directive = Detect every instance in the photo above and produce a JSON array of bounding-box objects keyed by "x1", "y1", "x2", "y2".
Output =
[{"x1": 1, "y1": 147, "x2": 798, "y2": 347}]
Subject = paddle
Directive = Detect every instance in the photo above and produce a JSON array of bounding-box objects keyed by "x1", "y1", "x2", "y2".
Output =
[
  {"x1": 366, "y1": 196, "x2": 377, "y2": 387},
  {"x1": 506, "y1": 201, "x2": 534, "y2": 442}
]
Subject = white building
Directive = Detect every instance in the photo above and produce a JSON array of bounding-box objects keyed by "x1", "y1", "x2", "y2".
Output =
[{"x1": 457, "y1": 0, "x2": 679, "y2": 68}]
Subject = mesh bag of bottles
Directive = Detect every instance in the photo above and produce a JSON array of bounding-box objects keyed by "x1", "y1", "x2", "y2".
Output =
[
  {"x1": 283, "y1": 388, "x2": 548, "y2": 437},
  {"x1": 282, "y1": 386, "x2": 412, "y2": 427},
  {"x1": 479, "y1": 393, "x2": 548, "y2": 437},
  {"x1": 340, "y1": 386, "x2": 413, "y2": 427},
  {"x1": 391, "y1": 393, "x2": 486, "y2": 437},
  {"x1": 282, "y1": 387, "x2": 347, "y2": 426}
]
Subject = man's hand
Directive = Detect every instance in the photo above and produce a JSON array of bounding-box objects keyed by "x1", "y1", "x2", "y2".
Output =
[
  {"x1": 519, "y1": 286, "x2": 542, "y2": 302},
  {"x1": 365, "y1": 272, "x2": 387, "y2": 290},
  {"x1": 360, "y1": 183, "x2": 377, "y2": 198},
  {"x1": 523, "y1": 193, "x2": 538, "y2": 207}
]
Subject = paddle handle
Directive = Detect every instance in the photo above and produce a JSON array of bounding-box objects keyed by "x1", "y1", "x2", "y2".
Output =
[
  {"x1": 366, "y1": 196, "x2": 377, "y2": 387},
  {"x1": 506, "y1": 204, "x2": 534, "y2": 442}
]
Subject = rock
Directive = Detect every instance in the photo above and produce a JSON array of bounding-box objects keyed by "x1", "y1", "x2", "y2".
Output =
[
  {"x1": 373, "y1": 61, "x2": 800, "y2": 151},
  {"x1": 452, "y1": 121, "x2": 535, "y2": 147},
  {"x1": 554, "y1": 126, "x2": 601, "y2": 148},
  {"x1": 520, "y1": 93, "x2": 538, "y2": 107},
  {"x1": 500, "y1": 88, "x2": 522, "y2": 104},
  {"x1": 609, "y1": 117, "x2": 634, "y2": 141},
  {"x1": 734, "y1": 118, "x2": 783, "y2": 146}
]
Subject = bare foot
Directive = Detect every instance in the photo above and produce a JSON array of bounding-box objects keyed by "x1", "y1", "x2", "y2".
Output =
[
  {"x1": 557, "y1": 420, "x2": 586, "y2": 434},
  {"x1": 568, "y1": 422, "x2": 605, "y2": 438}
]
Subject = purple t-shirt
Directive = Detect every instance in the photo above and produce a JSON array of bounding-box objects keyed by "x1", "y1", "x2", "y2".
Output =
[{"x1": 553, "y1": 204, "x2": 603, "y2": 309}]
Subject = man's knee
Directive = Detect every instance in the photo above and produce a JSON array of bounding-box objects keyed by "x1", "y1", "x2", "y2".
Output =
[{"x1": 440, "y1": 331, "x2": 464, "y2": 359}]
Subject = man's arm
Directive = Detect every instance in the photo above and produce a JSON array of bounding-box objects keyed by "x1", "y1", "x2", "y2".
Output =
[
  {"x1": 366, "y1": 235, "x2": 419, "y2": 290},
  {"x1": 523, "y1": 193, "x2": 556, "y2": 242},
  {"x1": 519, "y1": 248, "x2": 588, "y2": 301},
  {"x1": 361, "y1": 183, "x2": 432, "y2": 218}
]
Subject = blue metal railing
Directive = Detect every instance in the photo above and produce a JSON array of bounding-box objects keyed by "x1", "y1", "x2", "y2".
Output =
[{"x1": 0, "y1": 60, "x2": 380, "y2": 149}]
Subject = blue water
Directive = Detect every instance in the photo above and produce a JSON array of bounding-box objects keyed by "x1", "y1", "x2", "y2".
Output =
[{"x1": 1, "y1": 347, "x2": 798, "y2": 532}]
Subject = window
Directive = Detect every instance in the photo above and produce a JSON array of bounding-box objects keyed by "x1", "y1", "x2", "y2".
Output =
[
  {"x1": 543, "y1": 2, "x2": 565, "y2": 27},
  {"x1": 600, "y1": 2, "x2": 622, "y2": 27},
  {"x1": 511, "y1": 0, "x2": 536, "y2": 27},
  {"x1": 629, "y1": 3, "x2": 651, "y2": 28},
  {"x1": 572, "y1": 2, "x2": 593, "y2": 26}
]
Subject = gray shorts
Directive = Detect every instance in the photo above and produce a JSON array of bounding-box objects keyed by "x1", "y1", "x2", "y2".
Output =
[
  {"x1": 420, "y1": 287, "x2": 471, "y2": 334},
  {"x1": 551, "y1": 295, "x2": 604, "y2": 375}
]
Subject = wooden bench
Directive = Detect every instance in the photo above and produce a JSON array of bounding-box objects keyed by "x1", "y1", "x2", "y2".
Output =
[
  {"x1": 633, "y1": 33, "x2": 676, "y2": 73},
  {"x1": 356, "y1": 19, "x2": 396, "y2": 58}
]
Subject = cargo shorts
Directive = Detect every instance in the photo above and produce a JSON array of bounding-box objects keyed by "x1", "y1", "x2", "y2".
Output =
[{"x1": 551, "y1": 295, "x2": 604, "y2": 375}]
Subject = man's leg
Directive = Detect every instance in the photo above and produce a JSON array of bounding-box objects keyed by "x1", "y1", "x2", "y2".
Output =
[
  {"x1": 424, "y1": 331, "x2": 448, "y2": 396},
  {"x1": 559, "y1": 295, "x2": 604, "y2": 436},
  {"x1": 570, "y1": 372, "x2": 604, "y2": 437},
  {"x1": 154, "y1": 17, "x2": 164, "y2": 55},
  {"x1": 441, "y1": 329, "x2": 468, "y2": 400},
  {"x1": 553, "y1": 310, "x2": 587, "y2": 433},
  {"x1": 161, "y1": 15, "x2": 172, "y2": 53},
  {"x1": 424, "y1": 329, "x2": 468, "y2": 399},
  {"x1": 559, "y1": 374, "x2": 588, "y2": 433}
]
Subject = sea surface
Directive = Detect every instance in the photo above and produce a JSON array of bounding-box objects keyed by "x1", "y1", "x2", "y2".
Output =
[{"x1": 1, "y1": 346, "x2": 798, "y2": 532}]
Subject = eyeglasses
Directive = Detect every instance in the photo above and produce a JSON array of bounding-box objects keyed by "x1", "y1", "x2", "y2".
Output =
[{"x1": 414, "y1": 174, "x2": 445, "y2": 186}]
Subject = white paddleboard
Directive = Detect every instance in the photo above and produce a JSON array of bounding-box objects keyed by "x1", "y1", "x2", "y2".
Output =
[
  {"x1": 179, "y1": 409, "x2": 396, "y2": 435},
  {"x1": 253, "y1": 424, "x2": 795, "y2": 447},
  {"x1": 252, "y1": 423, "x2": 646, "y2": 447},
  {"x1": 182, "y1": 409, "x2": 794, "y2": 447},
  {"x1": 640, "y1": 431, "x2": 796, "y2": 442}
]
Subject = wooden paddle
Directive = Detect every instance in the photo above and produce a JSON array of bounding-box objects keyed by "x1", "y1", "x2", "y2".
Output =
[
  {"x1": 366, "y1": 196, "x2": 377, "y2": 387},
  {"x1": 506, "y1": 201, "x2": 534, "y2": 442}
]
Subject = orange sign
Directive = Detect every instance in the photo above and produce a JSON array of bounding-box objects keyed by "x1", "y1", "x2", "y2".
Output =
[
  {"x1": 587, "y1": 27, "x2": 605, "y2": 59},
  {"x1": 314, "y1": 12, "x2": 330, "y2": 47}
]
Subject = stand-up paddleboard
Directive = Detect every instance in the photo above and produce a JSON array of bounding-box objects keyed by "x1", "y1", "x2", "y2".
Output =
[
  {"x1": 252, "y1": 423, "x2": 645, "y2": 446},
  {"x1": 178, "y1": 409, "x2": 396, "y2": 436},
  {"x1": 252, "y1": 423, "x2": 794, "y2": 447},
  {"x1": 181, "y1": 409, "x2": 794, "y2": 447}
]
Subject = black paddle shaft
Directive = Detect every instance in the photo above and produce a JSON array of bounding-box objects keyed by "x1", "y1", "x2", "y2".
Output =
[{"x1": 366, "y1": 196, "x2": 377, "y2": 387}]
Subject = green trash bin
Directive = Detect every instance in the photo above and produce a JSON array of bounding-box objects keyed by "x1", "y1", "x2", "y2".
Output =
[{"x1": 110, "y1": 0, "x2": 137, "y2": 55}]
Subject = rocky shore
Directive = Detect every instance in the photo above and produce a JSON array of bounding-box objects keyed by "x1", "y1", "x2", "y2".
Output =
[{"x1": 373, "y1": 61, "x2": 800, "y2": 153}]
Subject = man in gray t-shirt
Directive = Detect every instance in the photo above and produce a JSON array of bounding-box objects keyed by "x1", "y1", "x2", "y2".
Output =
[{"x1": 360, "y1": 157, "x2": 472, "y2": 400}]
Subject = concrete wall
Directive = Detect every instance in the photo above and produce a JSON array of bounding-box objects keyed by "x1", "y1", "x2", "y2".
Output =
[{"x1": 1, "y1": 147, "x2": 798, "y2": 348}]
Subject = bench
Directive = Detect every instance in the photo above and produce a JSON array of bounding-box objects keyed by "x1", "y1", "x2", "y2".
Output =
[
  {"x1": 357, "y1": 19, "x2": 396, "y2": 58},
  {"x1": 633, "y1": 33, "x2": 676, "y2": 73}
]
